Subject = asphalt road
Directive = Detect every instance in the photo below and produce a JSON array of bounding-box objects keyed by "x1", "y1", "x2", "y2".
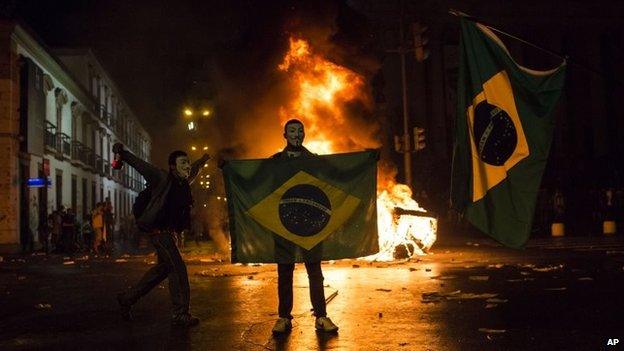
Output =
[{"x1": 1, "y1": 237, "x2": 623, "y2": 351}]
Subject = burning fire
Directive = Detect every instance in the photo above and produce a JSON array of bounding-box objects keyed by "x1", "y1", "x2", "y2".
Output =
[{"x1": 278, "y1": 37, "x2": 437, "y2": 260}]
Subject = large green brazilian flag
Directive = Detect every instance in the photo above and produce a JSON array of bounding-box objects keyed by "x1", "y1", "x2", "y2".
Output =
[
  {"x1": 451, "y1": 18, "x2": 566, "y2": 248},
  {"x1": 223, "y1": 150, "x2": 379, "y2": 263}
]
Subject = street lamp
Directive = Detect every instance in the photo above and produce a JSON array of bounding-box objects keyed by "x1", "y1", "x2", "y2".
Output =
[
  {"x1": 184, "y1": 108, "x2": 193, "y2": 116},
  {"x1": 202, "y1": 110, "x2": 211, "y2": 117}
]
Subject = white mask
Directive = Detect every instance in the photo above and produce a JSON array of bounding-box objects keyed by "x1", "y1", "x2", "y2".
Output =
[
  {"x1": 174, "y1": 156, "x2": 191, "y2": 179},
  {"x1": 284, "y1": 123, "x2": 304, "y2": 148}
]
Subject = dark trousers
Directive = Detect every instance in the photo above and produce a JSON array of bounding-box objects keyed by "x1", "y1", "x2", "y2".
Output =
[
  {"x1": 278, "y1": 262, "x2": 326, "y2": 319},
  {"x1": 122, "y1": 232, "x2": 190, "y2": 316}
]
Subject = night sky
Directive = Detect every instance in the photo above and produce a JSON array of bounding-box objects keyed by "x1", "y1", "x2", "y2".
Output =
[{"x1": 6, "y1": 0, "x2": 373, "y2": 166}]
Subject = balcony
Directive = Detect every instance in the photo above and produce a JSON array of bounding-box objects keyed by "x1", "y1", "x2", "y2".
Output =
[
  {"x1": 71, "y1": 141, "x2": 84, "y2": 165},
  {"x1": 104, "y1": 161, "x2": 111, "y2": 178},
  {"x1": 60, "y1": 133, "x2": 71, "y2": 158},
  {"x1": 81, "y1": 146, "x2": 95, "y2": 170},
  {"x1": 44, "y1": 121, "x2": 57, "y2": 151},
  {"x1": 95, "y1": 155, "x2": 103, "y2": 175}
]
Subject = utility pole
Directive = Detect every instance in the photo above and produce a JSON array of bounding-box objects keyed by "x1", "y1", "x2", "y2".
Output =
[{"x1": 399, "y1": 14, "x2": 412, "y2": 189}]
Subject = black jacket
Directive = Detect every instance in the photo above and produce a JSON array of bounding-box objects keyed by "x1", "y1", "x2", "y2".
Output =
[{"x1": 120, "y1": 150, "x2": 209, "y2": 232}]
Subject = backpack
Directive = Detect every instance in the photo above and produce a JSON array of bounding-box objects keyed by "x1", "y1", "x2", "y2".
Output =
[{"x1": 132, "y1": 184, "x2": 152, "y2": 219}]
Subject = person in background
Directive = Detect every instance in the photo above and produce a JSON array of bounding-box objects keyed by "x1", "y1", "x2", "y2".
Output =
[
  {"x1": 92, "y1": 203, "x2": 105, "y2": 255},
  {"x1": 82, "y1": 213, "x2": 94, "y2": 254},
  {"x1": 104, "y1": 197, "x2": 115, "y2": 244},
  {"x1": 50, "y1": 207, "x2": 64, "y2": 253}
]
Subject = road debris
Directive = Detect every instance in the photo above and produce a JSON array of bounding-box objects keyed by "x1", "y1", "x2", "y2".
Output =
[
  {"x1": 376, "y1": 288, "x2": 392, "y2": 292},
  {"x1": 63, "y1": 261, "x2": 75, "y2": 265},
  {"x1": 507, "y1": 278, "x2": 535, "y2": 282},
  {"x1": 487, "y1": 264, "x2": 504, "y2": 269},
  {"x1": 478, "y1": 328, "x2": 506, "y2": 334},
  {"x1": 532, "y1": 264, "x2": 564, "y2": 272},
  {"x1": 352, "y1": 264, "x2": 360, "y2": 268},
  {"x1": 114, "y1": 259, "x2": 128, "y2": 263},
  {"x1": 545, "y1": 287, "x2": 567, "y2": 291},
  {"x1": 35, "y1": 303, "x2": 52, "y2": 310},
  {"x1": 578, "y1": 277, "x2": 594, "y2": 281},
  {"x1": 469, "y1": 275, "x2": 490, "y2": 281},
  {"x1": 421, "y1": 290, "x2": 498, "y2": 303}
]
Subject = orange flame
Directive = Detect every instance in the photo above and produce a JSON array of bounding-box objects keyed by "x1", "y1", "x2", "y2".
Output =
[{"x1": 278, "y1": 37, "x2": 436, "y2": 260}]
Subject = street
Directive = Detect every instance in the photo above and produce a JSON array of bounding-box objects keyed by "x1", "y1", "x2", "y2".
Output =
[{"x1": 1, "y1": 237, "x2": 623, "y2": 350}]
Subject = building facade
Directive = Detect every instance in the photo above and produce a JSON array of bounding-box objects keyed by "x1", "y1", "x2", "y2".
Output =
[{"x1": 0, "y1": 21, "x2": 150, "y2": 245}]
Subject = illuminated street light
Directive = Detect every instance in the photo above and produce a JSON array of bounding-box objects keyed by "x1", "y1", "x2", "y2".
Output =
[
  {"x1": 191, "y1": 146, "x2": 197, "y2": 151},
  {"x1": 187, "y1": 121, "x2": 196, "y2": 131},
  {"x1": 203, "y1": 146, "x2": 208, "y2": 151},
  {"x1": 203, "y1": 164, "x2": 208, "y2": 168},
  {"x1": 184, "y1": 108, "x2": 193, "y2": 116},
  {"x1": 202, "y1": 110, "x2": 210, "y2": 117}
]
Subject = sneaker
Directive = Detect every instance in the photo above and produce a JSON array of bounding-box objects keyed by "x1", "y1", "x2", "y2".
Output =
[
  {"x1": 272, "y1": 318, "x2": 292, "y2": 335},
  {"x1": 315, "y1": 317, "x2": 339, "y2": 333},
  {"x1": 116, "y1": 293, "x2": 133, "y2": 321},
  {"x1": 171, "y1": 313, "x2": 200, "y2": 327}
]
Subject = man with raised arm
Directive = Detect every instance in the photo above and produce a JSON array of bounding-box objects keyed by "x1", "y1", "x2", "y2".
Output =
[{"x1": 113, "y1": 142, "x2": 209, "y2": 327}]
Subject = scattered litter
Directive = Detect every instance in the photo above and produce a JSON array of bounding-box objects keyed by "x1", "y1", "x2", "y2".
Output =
[
  {"x1": 75, "y1": 255, "x2": 89, "y2": 261},
  {"x1": 148, "y1": 261, "x2": 156, "y2": 264},
  {"x1": 234, "y1": 263, "x2": 243, "y2": 266},
  {"x1": 447, "y1": 293, "x2": 497, "y2": 300},
  {"x1": 352, "y1": 264, "x2": 360, "y2": 268},
  {"x1": 328, "y1": 260, "x2": 336, "y2": 265},
  {"x1": 487, "y1": 264, "x2": 504, "y2": 269},
  {"x1": 35, "y1": 303, "x2": 52, "y2": 310},
  {"x1": 409, "y1": 267, "x2": 417, "y2": 272},
  {"x1": 421, "y1": 290, "x2": 497, "y2": 303},
  {"x1": 545, "y1": 287, "x2": 567, "y2": 291},
  {"x1": 507, "y1": 278, "x2": 534, "y2": 282},
  {"x1": 63, "y1": 256, "x2": 71, "y2": 260},
  {"x1": 115, "y1": 259, "x2": 128, "y2": 263},
  {"x1": 469, "y1": 275, "x2": 490, "y2": 281},
  {"x1": 486, "y1": 298, "x2": 508, "y2": 304},
  {"x1": 199, "y1": 258, "x2": 214, "y2": 263},
  {"x1": 520, "y1": 271, "x2": 531, "y2": 276},
  {"x1": 485, "y1": 304, "x2": 498, "y2": 309},
  {"x1": 578, "y1": 277, "x2": 594, "y2": 281},
  {"x1": 250, "y1": 263, "x2": 263, "y2": 267},
  {"x1": 121, "y1": 254, "x2": 131, "y2": 258},
  {"x1": 63, "y1": 261, "x2": 75, "y2": 265},
  {"x1": 478, "y1": 328, "x2": 506, "y2": 334},
  {"x1": 532, "y1": 264, "x2": 564, "y2": 272},
  {"x1": 378, "y1": 312, "x2": 383, "y2": 318},
  {"x1": 17, "y1": 276, "x2": 26, "y2": 280},
  {"x1": 31, "y1": 252, "x2": 46, "y2": 256},
  {"x1": 399, "y1": 342, "x2": 409, "y2": 347},
  {"x1": 606, "y1": 250, "x2": 624, "y2": 255},
  {"x1": 376, "y1": 288, "x2": 392, "y2": 292},
  {"x1": 247, "y1": 275, "x2": 254, "y2": 280},
  {"x1": 520, "y1": 264, "x2": 535, "y2": 268},
  {"x1": 466, "y1": 242, "x2": 480, "y2": 247},
  {"x1": 425, "y1": 268, "x2": 431, "y2": 272},
  {"x1": 439, "y1": 275, "x2": 458, "y2": 280}
]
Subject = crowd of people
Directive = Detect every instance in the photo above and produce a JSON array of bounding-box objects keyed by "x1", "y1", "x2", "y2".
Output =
[{"x1": 28, "y1": 198, "x2": 136, "y2": 256}]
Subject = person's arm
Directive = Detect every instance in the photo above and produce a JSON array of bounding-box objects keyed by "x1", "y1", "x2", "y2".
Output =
[
  {"x1": 189, "y1": 153, "x2": 211, "y2": 184},
  {"x1": 113, "y1": 143, "x2": 161, "y2": 184}
]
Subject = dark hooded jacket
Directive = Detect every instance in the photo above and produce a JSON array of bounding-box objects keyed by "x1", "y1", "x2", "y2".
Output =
[{"x1": 120, "y1": 150, "x2": 209, "y2": 232}]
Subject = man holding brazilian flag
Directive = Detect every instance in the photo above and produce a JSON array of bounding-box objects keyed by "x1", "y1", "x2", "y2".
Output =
[{"x1": 451, "y1": 14, "x2": 567, "y2": 248}]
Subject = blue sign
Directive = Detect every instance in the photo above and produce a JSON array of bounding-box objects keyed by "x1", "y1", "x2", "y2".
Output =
[{"x1": 26, "y1": 177, "x2": 51, "y2": 188}]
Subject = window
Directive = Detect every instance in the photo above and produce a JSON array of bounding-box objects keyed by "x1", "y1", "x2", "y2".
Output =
[
  {"x1": 55, "y1": 169, "x2": 63, "y2": 210},
  {"x1": 91, "y1": 181, "x2": 96, "y2": 209},
  {"x1": 71, "y1": 174, "x2": 77, "y2": 211},
  {"x1": 82, "y1": 178, "x2": 88, "y2": 219}
]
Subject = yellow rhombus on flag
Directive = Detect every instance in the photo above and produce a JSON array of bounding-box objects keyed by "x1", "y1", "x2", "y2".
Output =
[
  {"x1": 467, "y1": 70, "x2": 529, "y2": 202},
  {"x1": 247, "y1": 171, "x2": 361, "y2": 250}
]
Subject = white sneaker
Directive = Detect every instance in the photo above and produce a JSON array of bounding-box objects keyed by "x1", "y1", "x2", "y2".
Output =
[
  {"x1": 315, "y1": 317, "x2": 339, "y2": 333},
  {"x1": 272, "y1": 317, "x2": 292, "y2": 334}
]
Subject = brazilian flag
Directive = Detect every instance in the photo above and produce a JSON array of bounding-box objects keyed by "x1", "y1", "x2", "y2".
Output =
[
  {"x1": 451, "y1": 18, "x2": 566, "y2": 248},
  {"x1": 223, "y1": 150, "x2": 378, "y2": 263}
]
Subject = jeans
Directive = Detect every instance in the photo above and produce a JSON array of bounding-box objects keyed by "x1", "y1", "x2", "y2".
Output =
[
  {"x1": 278, "y1": 262, "x2": 326, "y2": 319},
  {"x1": 122, "y1": 232, "x2": 190, "y2": 316}
]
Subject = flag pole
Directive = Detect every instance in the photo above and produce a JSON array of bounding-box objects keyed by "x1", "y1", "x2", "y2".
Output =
[{"x1": 448, "y1": 8, "x2": 618, "y2": 82}]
